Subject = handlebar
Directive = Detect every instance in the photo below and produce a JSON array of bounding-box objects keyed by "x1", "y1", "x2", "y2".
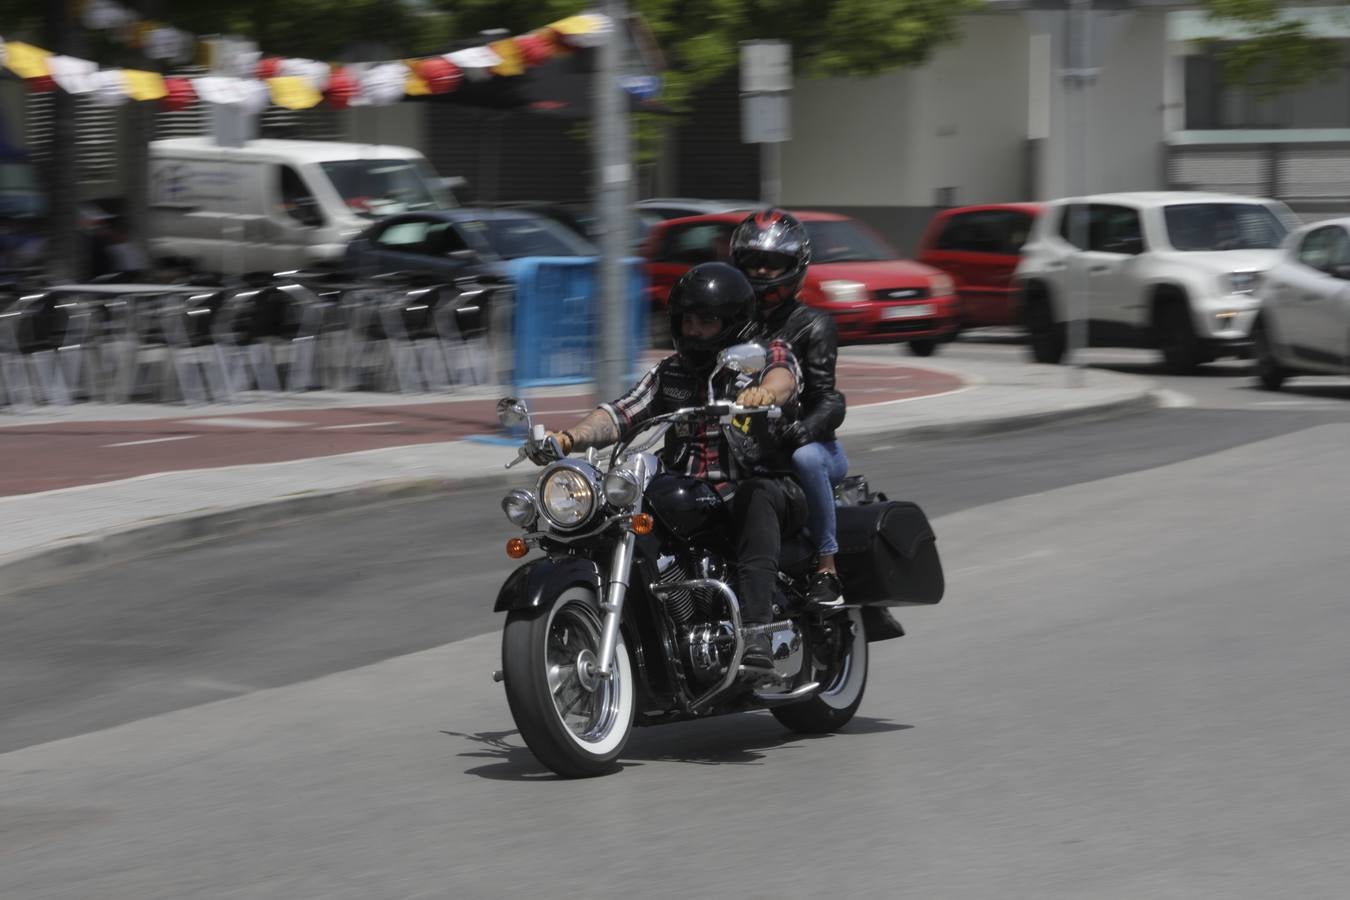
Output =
[{"x1": 503, "y1": 403, "x2": 782, "y2": 469}]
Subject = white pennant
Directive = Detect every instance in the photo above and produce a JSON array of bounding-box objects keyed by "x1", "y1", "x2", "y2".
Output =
[
  {"x1": 90, "y1": 69, "x2": 130, "y2": 107},
  {"x1": 357, "y1": 62, "x2": 407, "y2": 106},
  {"x1": 194, "y1": 75, "x2": 266, "y2": 113},
  {"x1": 83, "y1": 0, "x2": 134, "y2": 31},
  {"x1": 279, "y1": 58, "x2": 330, "y2": 92},
  {"x1": 446, "y1": 46, "x2": 501, "y2": 81},
  {"x1": 144, "y1": 27, "x2": 186, "y2": 61},
  {"x1": 48, "y1": 55, "x2": 101, "y2": 95}
]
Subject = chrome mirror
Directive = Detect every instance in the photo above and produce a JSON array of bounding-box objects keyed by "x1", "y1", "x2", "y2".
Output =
[
  {"x1": 496, "y1": 397, "x2": 532, "y2": 429},
  {"x1": 716, "y1": 343, "x2": 768, "y2": 375}
]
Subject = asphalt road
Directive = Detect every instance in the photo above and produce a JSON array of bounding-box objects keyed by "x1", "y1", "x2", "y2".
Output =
[{"x1": 4, "y1": 344, "x2": 1350, "y2": 898}]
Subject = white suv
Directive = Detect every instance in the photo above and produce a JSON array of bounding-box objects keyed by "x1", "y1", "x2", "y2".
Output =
[{"x1": 1014, "y1": 192, "x2": 1297, "y2": 373}]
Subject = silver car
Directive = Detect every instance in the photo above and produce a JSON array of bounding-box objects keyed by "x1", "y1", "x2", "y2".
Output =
[{"x1": 1252, "y1": 216, "x2": 1350, "y2": 390}]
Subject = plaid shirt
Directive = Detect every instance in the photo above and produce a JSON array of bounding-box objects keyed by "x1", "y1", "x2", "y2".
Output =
[{"x1": 600, "y1": 340, "x2": 800, "y2": 482}]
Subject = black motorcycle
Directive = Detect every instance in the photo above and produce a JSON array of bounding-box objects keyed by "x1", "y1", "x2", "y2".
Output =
[{"x1": 492, "y1": 344, "x2": 944, "y2": 777}]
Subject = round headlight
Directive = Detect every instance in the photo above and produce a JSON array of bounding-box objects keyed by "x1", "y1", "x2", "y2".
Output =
[
  {"x1": 603, "y1": 468, "x2": 641, "y2": 508},
  {"x1": 539, "y1": 465, "x2": 597, "y2": 529},
  {"x1": 501, "y1": 489, "x2": 538, "y2": 529}
]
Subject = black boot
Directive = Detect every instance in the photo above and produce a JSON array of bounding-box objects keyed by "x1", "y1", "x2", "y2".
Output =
[
  {"x1": 807, "y1": 571, "x2": 845, "y2": 610},
  {"x1": 741, "y1": 629, "x2": 774, "y2": 669}
]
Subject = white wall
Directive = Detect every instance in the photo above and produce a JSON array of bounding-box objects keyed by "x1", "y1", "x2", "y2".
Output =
[
  {"x1": 1038, "y1": 10, "x2": 1168, "y2": 199},
  {"x1": 780, "y1": 69, "x2": 916, "y2": 206},
  {"x1": 782, "y1": 9, "x2": 1172, "y2": 209},
  {"x1": 783, "y1": 15, "x2": 1033, "y2": 207}
]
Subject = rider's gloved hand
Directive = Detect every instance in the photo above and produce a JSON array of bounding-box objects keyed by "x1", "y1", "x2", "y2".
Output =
[
  {"x1": 780, "y1": 420, "x2": 810, "y2": 450},
  {"x1": 735, "y1": 386, "x2": 775, "y2": 408},
  {"x1": 525, "y1": 431, "x2": 572, "y2": 465}
]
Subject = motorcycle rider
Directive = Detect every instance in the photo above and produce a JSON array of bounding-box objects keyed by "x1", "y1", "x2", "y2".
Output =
[
  {"x1": 731, "y1": 209, "x2": 849, "y2": 610},
  {"x1": 539, "y1": 262, "x2": 806, "y2": 670}
]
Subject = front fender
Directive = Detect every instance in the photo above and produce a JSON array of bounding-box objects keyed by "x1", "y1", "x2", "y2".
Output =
[{"x1": 494, "y1": 556, "x2": 603, "y2": 613}]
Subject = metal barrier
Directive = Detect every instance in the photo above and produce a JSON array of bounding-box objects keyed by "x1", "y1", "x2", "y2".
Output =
[
  {"x1": 0, "y1": 268, "x2": 523, "y2": 408},
  {"x1": 510, "y1": 257, "x2": 649, "y2": 391}
]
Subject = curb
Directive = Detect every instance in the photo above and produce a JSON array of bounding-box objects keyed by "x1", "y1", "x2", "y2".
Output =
[{"x1": 0, "y1": 388, "x2": 1162, "y2": 595}]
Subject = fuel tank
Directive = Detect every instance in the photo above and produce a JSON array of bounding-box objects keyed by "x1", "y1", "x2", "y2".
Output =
[{"x1": 644, "y1": 473, "x2": 728, "y2": 544}]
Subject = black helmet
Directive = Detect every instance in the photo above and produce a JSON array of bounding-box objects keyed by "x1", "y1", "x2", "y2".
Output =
[
  {"x1": 668, "y1": 261, "x2": 756, "y2": 373},
  {"x1": 730, "y1": 208, "x2": 811, "y2": 308}
]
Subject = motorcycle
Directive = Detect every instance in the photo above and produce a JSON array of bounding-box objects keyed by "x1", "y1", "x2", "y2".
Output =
[{"x1": 491, "y1": 343, "x2": 945, "y2": 777}]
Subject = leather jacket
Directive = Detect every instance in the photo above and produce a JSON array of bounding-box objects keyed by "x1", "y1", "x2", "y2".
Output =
[{"x1": 757, "y1": 299, "x2": 846, "y2": 447}]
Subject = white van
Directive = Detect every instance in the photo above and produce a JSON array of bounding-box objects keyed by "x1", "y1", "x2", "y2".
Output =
[{"x1": 148, "y1": 137, "x2": 455, "y2": 275}]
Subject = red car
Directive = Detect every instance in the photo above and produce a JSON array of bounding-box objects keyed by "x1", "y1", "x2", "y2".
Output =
[
  {"x1": 642, "y1": 211, "x2": 959, "y2": 355},
  {"x1": 916, "y1": 203, "x2": 1042, "y2": 329}
]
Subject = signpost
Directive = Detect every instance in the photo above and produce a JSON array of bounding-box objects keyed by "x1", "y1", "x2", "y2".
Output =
[{"x1": 740, "y1": 41, "x2": 792, "y2": 205}]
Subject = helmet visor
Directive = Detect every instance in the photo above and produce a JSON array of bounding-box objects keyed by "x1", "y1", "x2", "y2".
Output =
[{"x1": 736, "y1": 249, "x2": 797, "y2": 276}]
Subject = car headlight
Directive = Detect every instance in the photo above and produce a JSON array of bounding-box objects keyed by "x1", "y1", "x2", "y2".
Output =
[
  {"x1": 500, "y1": 489, "x2": 538, "y2": 529},
  {"x1": 538, "y1": 463, "x2": 598, "y2": 530},
  {"x1": 928, "y1": 273, "x2": 955, "y2": 298},
  {"x1": 1226, "y1": 271, "x2": 1261, "y2": 295},
  {"x1": 821, "y1": 279, "x2": 868, "y2": 303},
  {"x1": 603, "y1": 466, "x2": 641, "y2": 508}
]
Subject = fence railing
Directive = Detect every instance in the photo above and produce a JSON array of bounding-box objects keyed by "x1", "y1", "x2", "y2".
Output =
[{"x1": 0, "y1": 270, "x2": 506, "y2": 409}]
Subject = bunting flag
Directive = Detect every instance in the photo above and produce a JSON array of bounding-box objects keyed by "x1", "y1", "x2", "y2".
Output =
[
  {"x1": 268, "y1": 75, "x2": 322, "y2": 110},
  {"x1": 0, "y1": 7, "x2": 623, "y2": 114},
  {"x1": 4, "y1": 41, "x2": 51, "y2": 80}
]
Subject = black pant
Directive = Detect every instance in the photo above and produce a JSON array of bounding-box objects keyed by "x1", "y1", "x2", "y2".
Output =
[{"x1": 730, "y1": 476, "x2": 807, "y2": 624}]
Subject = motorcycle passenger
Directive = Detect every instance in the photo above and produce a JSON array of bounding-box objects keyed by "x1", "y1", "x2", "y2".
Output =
[
  {"x1": 731, "y1": 209, "x2": 849, "y2": 610},
  {"x1": 540, "y1": 262, "x2": 806, "y2": 670}
]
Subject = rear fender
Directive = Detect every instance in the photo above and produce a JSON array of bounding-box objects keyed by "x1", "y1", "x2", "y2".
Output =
[{"x1": 493, "y1": 556, "x2": 602, "y2": 613}]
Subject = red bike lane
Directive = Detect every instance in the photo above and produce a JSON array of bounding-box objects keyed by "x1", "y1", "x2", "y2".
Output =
[{"x1": 0, "y1": 361, "x2": 963, "y2": 497}]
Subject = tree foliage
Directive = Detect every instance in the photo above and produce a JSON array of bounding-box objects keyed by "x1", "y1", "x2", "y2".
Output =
[{"x1": 1205, "y1": 0, "x2": 1349, "y2": 95}]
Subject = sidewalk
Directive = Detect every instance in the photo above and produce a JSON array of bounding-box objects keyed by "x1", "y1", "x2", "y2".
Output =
[{"x1": 0, "y1": 352, "x2": 1163, "y2": 591}]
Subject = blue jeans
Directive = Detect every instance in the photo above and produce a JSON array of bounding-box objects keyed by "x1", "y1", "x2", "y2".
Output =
[{"x1": 791, "y1": 440, "x2": 849, "y2": 557}]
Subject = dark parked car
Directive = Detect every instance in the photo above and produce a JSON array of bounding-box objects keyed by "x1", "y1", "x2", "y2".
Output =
[{"x1": 344, "y1": 208, "x2": 598, "y2": 282}]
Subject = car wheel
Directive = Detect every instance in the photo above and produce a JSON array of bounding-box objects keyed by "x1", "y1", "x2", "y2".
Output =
[
  {"x1": 1158, "y1": 302, "x2": 1202, "y2": 375},
  {"x1": 1252, "y1": 317, "x2": 1288, "y2": 391},
  {"x1": 907, "y1": 339, "x2": 938, "y2": 357},
  {"x1": 1024, "y1": 293, "x2": 1065, "y2": 364}
]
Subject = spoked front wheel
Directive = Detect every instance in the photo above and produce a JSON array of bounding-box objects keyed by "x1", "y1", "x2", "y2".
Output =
[
  {"x1": 772, "y1": 608, "x2": 869, "y2": 734},
  {"x1": 502, "y1": 588, "x2": 635, "y2": 777}
]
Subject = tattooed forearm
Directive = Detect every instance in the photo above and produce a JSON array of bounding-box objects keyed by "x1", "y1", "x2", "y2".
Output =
[{"x1": 567, "y1": 409, "x2": 620, "y2": 451}]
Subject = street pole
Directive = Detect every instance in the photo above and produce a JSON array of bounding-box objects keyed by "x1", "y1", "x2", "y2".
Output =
[
  {"x1": 1063, "y1": 0, "x2": 1095, "y2": 388},
  {"x1": 761, "y1": 142, "x2": 781, "y2": 206},
  {"x1": 595, "y1": 1, "x2": 631, "y2": 404}
]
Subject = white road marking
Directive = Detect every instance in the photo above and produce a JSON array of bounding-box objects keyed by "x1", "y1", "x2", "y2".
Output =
[
  {"x1": 104, "y1": 435, "x2": 199, "y2": 448},
  {"x1": 178, "y1": 417, "x2": 310, "y2": 429},
  {"x1": 317, "y1": 421, "x2": 400, "y2": 431}
]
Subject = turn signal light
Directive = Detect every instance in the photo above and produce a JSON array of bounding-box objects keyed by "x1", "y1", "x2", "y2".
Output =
[
  {"x1": 630, "y1": 513, "x2": 654, "y2": 535},
  {"x1": 506, "y1": 537, "x2": 529, "y2": 559}
]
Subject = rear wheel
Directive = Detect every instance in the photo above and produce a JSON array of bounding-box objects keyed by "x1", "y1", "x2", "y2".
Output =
[
  {"x1": 907, "y1": 339, "x2": 938, "y2": 357},
  {"x1": 501, "y1": 588, "x2": 635, "y2": 777},
  {"x1": 1252, "y1": 317, "x2": 1289, "y2": 391},
  {"x1": 1024, "y1": 293, "x2": 1065, "y2": 364},
  {"x1": 772, "y1": 609, "x2": 868, "y2": 734}
]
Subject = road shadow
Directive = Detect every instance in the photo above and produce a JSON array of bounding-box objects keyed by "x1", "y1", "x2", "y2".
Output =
[
  {"x1": 1256, "y1": 380, "x2": 1350, "y2": 401},
  {"x1": 1086, "y1": 359, "x2": 1251, "y2": 379},
  {"x1": 953, "y1": 328, "x2": 1026, "y2": 346},
  {"x1": 445, "y1": 715, "x2": 911, "y2": 782}
]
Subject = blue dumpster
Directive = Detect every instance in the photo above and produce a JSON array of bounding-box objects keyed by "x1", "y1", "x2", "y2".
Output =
[{"x1": 509, "y1": 257, "x2": 649, "y2": 391}]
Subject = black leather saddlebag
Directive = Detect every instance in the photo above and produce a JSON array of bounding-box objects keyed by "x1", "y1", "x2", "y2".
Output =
[{"x1": 835, "y1": 501, "x2": 944, "y2": 606}]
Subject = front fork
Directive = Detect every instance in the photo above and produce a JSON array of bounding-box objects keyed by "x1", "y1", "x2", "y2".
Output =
[{"x1": 593, "y1": 528, "x2": 636, "y2": 679}]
